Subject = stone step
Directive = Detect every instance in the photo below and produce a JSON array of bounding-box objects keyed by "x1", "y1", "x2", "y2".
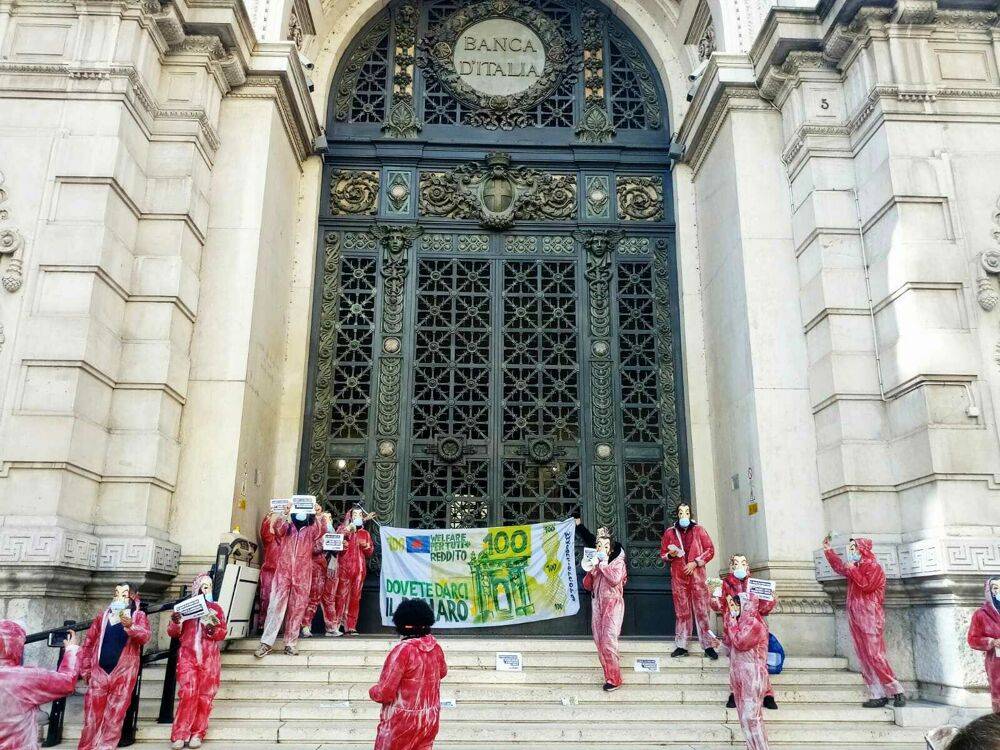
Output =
[
  {"x1": 60, "y1": 718, "x2": 929, "y2": 745},
  {"x1": 108, "y1": 745, "x2": 927, "y2": 750}
]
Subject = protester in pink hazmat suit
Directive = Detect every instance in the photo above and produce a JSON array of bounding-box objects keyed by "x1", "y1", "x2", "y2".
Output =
[
  {"x1": 168, "y1": 573, "x2": 228, "y2": 749},
  {"x1": 823, "y1": 535, "x2": 906, "y2": 707},
  {"x1": 255, "y1": 499, "x2": 326, "y2": 657},
  {"x1": 333, "y1": 506, "x2": 376, "y2": 635},
  {"x1": 725, "y1": 592, "x2": 771, "y2": 750},
  {"x1": 967, "y1": 577, "x2": 1000, "y2": 713},
  {"x1": 369, "y1": 598, "x2": 448, "y2": 750},
  {"x1": 576, "y1": 518, "x2": 627, "y2": 691},
  {"x1": 660, "y1": 503, "x2": 719, "y2": 659},
  {"x1": 300, "y1": 512, "x2": 339, "y2": 638},
  {"x1": 257, "y1": 512, "x2": 282, "y2": 631},
  {"x1": 0, "y1": 620, "x2": 81, "y2": 750},
  {"x1": 78, "y1": 582, "x2": 151, "y2": 750}
]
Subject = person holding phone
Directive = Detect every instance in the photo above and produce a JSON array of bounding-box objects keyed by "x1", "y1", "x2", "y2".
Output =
[
  {"x1": 78, "y1": 582, "x2": 151, "y2": 750},
  {"x1": 168, "y1": 573, "x2": 228, "y2": 749},
  {"x1": 332, "y1": 506, "x2": 377, "y2": 636},
  {"x1": 0, "y1": 620, "x2": 81, "y2": 750}
]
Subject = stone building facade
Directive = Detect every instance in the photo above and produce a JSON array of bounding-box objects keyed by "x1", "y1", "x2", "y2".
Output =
[{"x1": 0, "y1": 0, "x2": 997, "y2": 709}]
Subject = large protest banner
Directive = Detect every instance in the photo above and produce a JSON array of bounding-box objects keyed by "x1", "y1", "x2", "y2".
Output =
[{"x1": 379, "y1": 518, "x2": 580, "y2": 628}]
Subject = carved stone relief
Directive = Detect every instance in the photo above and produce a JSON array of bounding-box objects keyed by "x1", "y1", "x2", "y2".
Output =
[
  {"x1": 576, "y1": 8, "x2": 615, "y2": 144},
  {"x1": 616, "y1": 175, "x2": 664, "y2": 221},
  {"x1": 418, "y1": 152, "x2": 576, "y2": 230},
  {"x1": 0, "y1": 170, "x2": 23, "y2": 293},
  {"x1": 330, "y1": 169, "x2": 380, "y2": 215},
  {"x1": 385, "y1": 170, "x2": 412, "y2": 215},
  {"x1": 383, "y1": 0, "x2": 422, "y2": 138}
]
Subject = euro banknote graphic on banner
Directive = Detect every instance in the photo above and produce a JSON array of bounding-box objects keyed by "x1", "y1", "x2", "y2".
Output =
[{"x1": 379, "y1": 518, "x2": 580, "y2": 628}]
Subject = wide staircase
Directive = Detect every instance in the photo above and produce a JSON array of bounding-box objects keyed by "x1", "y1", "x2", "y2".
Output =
[{"x1": 63, "y1": 636, "x2": 938, "y2": 748}]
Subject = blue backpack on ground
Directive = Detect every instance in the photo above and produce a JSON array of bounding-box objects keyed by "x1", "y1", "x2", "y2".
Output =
[{"x1": 767, "y1": 633, "x2": 785, "y2": 675}]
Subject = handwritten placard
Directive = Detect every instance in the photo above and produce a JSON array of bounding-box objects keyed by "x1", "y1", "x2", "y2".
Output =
[{"x1": 496, "y1": 652, "x2": 523, "y2": 672}]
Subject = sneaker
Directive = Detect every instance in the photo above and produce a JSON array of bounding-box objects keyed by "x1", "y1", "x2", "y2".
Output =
[
  {"x1": 253, "y1": 643, "x2": 272, "y2": 658},
  {"x1": 284, "y1": 644, "x2": 299, "y2": 656},
  {"x1": 171, "y1": 741, "x2": 185, "y2": 750},
  {"x1": 670, "y1": 647, "x2": 688, "y2": 658},
  {"x1": 704, "y1": 647, "x2": 719, "y2": 660},
  {"x1": 763, "y1": 695, "x2": 778, "y2": 710},
  {"x1": 725, "y1": 693, "x2": 736, "y2": 708},
  {"x1": 345, "y1": 629, "x2": 359, "y2": 636},
  {"x1": 862, "y1": 697, "x2": 889, "y2": 708},
  {"x1": 324, "y1": 629, "x2": 342, "y2": 638},
  {"x1": 602, "y1": 682, "x2": 621, "y2": 692},
  {"x1": 893, "y1": 693, "x2": 906, "y2": 707},
  {"x1": 188, "y1": 739, "x2": 202, "y2": 749},
  {"x1": 300, "y1": 626, "x2": 312, "y2": 638}
]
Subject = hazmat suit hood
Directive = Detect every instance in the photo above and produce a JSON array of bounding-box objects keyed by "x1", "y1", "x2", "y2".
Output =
[
  {"x1": 853, "y1": 537, "x2": 876, "y2": 564},
  {"x1": 191, "y1": 572, "x2": 213, "y2": 599},
  {"x1": 407, "y1": 634, "x2": 439, "y2": 652},
  {"x1": 0, "y1": 620, "x2": 26, "y2": 667},
  {"x1": 983, "y1": 578, "x2": 1000, "y2": 623}
]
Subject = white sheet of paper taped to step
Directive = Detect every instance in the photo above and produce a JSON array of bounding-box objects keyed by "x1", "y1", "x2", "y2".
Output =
[
  {"x1": 440, "y1": 698, "x2": 457, "y2": 708},
  {"x1": 496, "y1": 652, "x2": 522, "y2": 672},
  {"x1": 634, "y1": 657, "x2": 660, "y2": 673}
]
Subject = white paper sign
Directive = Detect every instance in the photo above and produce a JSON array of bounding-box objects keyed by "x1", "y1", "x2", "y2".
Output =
[
  {"x1": 269, "y1": 498, "x2": 288, "y2": 513},
  {"x1": 496, "y1": 652, "x2": 523, "y2": 672},
  {"x1": 581, "y1": 547, "x2": 598, "y2": 572},
  {"x1": 323, "y1": 533, "x2": 344, "y2": 552},
  {"x1": 174, "y1": 594, "x2": 210, "y2": 622},
  {"x1": 440, "y1": 698, "x2": 457, "y2": 708},
  {"x1": 291, "y1": 495, "x2": 316, "y2": 514},
  {"x1": 995, "y1": 645, "x2": 1000, "y2": 658},
  {"x1": 667, "y1": 544, "x2": 684, "y2": 558},
  {"x1": 634, "y1": 657, "x2": 660, "y2": 673},
  {"x1": 747, "y1": 578, "x2": 776, "y2": 602}
]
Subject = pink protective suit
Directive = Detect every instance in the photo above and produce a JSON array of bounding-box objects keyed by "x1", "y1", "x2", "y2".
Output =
[
  {"x1": 78, "y1": 600, "x2": 151, "y2": 750},
  {"x1": 966, "y1": 578, "x2": 1000, "y2": 713},
  {"x1": 260, "y1": 515, "x2": 326, "y2": 648},
  {"x1": 582, "y1": 551, "x2": 628, "y2": 687},
  {"x1": 824, "y1": 539, "x2": 903, "y2": 700},
  {"x1": 301, "y1": 537, "x2": 340, "y2": 633},
  {"x1": 333, "y1": 513, "x2": 374, "y2": 632},
  {"x1": 660, "y1": 522, "x2": 716, "y2": 649},
  {"x1": 0, "y1": 620, "x2": 81, "y2": 750},
  {"x1": 168, "y1": 574, "x2": 228, "y2": 744},
  {"x1": 710, "y1": 571, "x2": 776, "y2": 698},
  {"x1": 369, "y1": 635, "x2": 448, "y2": 750},
  {"x1": 725, "y1": 594, "x2": 771, "y2": 750},
  {"x1": 257, "y1": 514, "x2": 281, "y2": 630}
]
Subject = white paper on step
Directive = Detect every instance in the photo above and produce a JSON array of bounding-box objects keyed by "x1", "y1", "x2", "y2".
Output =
[
  {"x1": 440, "y1": 698, "x2": 457, "y2": 708},
  {"x1": 634, "y1": 657, "x2": 660, "y2": 673},
  {"x1": 496, "y1": 652, "x2": 523, "y2": 672}
]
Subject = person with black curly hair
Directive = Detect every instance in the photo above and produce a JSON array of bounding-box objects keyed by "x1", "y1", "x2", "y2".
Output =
[
  {"x1": 945, "y1": 713, "x2": 1000, "y2": 750},
  {"x1": 369, "y1": 599, "x2": 448, "y2": 750}
]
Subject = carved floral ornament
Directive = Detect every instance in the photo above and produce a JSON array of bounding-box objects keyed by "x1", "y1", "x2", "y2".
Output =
[
  {"x1": 976, "y1": 193, "x2": 1000, "y2": 367},
  {"x1": 0, "y1": 170, "x2": 23, "y2": 294},
  {"x1": 330, "y1": 169, "x2": 380, "y2": 216},
  {"x1": 419, "y1": 152, "x2": 576, "y2": 230},
  {"x1": 416, "y1": 0, "x2": 581, "y2": 130}
]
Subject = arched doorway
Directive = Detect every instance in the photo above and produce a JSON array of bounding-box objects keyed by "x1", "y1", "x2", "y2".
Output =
[{"x1": 300, "y1": 0, "x2": 685, "y2": 635}]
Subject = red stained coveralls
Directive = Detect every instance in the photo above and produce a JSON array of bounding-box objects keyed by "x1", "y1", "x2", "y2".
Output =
[
  {"x1": 966, "y1": 578, "x2": 1000, "y2": 713},
  {"x1": 824, "y1": 539, "x2": 903, "y2": 699},
  {"x1": 301, "y1": 533, "x2": 340, "y2": 633},
  {"x1": 369, "y1": 635, "x2": 448, "y2": 750},
  {"x1": 710, "y1": 571, "x2": 776, "y2": 697},
  {"x1": 726, "y1": 594, "x2": 771, "y2": 750},
  {"x1": 257, "y1": 514, "x2": 281, "y2": 630},
  {"x1": 261, "y1": 516, "x2": 326, "y2": 648},
  {"x1": 0, "y1": 620, "x2": 81, "y2": 750},
  {"x1": 168, "y1": 574, "x2": 228, "y2": 745},
  {"x1": 583, "y1": 550, "x2": 628, "y2": 687},
  {"x1": 78, "y1": 599, "x2": 151, "y2": 750},
  {"x1": 660, "y1": 522, "x2": 716, "y2": 649},
  {"x1": 333, "y1": 512, "x2": 373, "y2": 632}
]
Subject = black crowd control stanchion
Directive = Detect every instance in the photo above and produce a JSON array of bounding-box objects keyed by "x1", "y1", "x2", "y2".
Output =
[{"x1": 157, "y1": 634, "x2": 181, "y2": 723}]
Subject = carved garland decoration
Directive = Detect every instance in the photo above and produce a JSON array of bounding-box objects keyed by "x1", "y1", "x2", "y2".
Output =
[
  {"x1": 576, "y1": 8, "x2": 615, "y2": 144},
  {"x1": 0, "y1": 170, "x2": 23, "y2": 293},
  {"x1": 419, "y1": 152, "x2": 576, "y2": 230},
  {"x1": 335, "y1": 13, "x2": 392, "y2": 122},
  {"x1": 383, "y1": 0, "x2": 422, "y2": 138},
  {"x1": 417, "y1": 0, "x2": 581, "y2": 130},
  {"x1": 608, "y1": 24, "x2": 662, "y2": 129}
]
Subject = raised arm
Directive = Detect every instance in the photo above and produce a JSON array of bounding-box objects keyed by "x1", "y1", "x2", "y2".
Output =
[
  {"x1": 823, "y1": 547, "x2": 850, "y2": 577},
  {"x1": 575, "y1": 522, "x2": 597, "y2": 548}
]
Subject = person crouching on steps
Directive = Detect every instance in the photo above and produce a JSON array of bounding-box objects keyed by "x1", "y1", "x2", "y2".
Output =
[
  {"x1": 168, "y1": 573, "x2": 227, "y2": 749},
  {"x1": 369, "y1": 599, "x2": 448, "y2": 750},
  {"x1": 576, "y1": 517, "x2": 627, "y2": 692}
]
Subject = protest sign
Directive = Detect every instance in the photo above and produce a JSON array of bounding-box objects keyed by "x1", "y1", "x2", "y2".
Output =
[
  {"x1": 323, "y1": 533, "x2": 344, "y2": 552},
  {"x1": 379, "y1": 519, "x2": 580, "y2": 628},
  {"x1": 581, "y1": 547, "x2": 598, "y2": 572},
  {"x1": 269, "y1": 498, "x2": 287, "y2": 513},
  {"x1": 496, "y1": 652, "x2": 523, "y2": 672},
  {"x1": 174, "y1": 594, "x2": 210, "y2": 622},
  {"x1": 634, "y1": 657, "x2": 660, "y2": 673},
  {"x1": 291, "y1": 495, "x2": 316, "y2": 514},
  {"x1": 747, "y1": 578, "x2": 776, "y2": 602}
]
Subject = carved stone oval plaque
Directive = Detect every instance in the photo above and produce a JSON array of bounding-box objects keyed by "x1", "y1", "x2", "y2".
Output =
[{"x1": 452, "y1": 18, "x2": 546, "y2": 97}]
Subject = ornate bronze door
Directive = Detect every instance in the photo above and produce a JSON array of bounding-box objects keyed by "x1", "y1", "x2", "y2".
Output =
[{"x1": 303, "y1": 0, "x2": 686, "y2": 634}]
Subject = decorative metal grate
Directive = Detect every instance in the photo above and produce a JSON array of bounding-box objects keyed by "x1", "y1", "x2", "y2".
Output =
[
  {"x1": 617, "y1": 261, "x2": 660, "y2": 443},
  {"x1": 329, "y1": 256, "x2": 378, "y2": 439},
  {"x1": 608, "y1": 40, "x2": 647, "y2": 129}
]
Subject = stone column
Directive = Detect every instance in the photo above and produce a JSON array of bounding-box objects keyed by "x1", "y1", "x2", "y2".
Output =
[
  {"x1": 676, "y1": 54, "x2": 833, "y2": 655},
  {"x1": 754, "y1": 0, "x2": 1000, "y2": 706}
]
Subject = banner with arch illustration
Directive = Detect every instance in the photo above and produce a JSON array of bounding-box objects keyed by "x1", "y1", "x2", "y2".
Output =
[{"x1": 378, "y1": 518, "x2": 580, "y2": 628}]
